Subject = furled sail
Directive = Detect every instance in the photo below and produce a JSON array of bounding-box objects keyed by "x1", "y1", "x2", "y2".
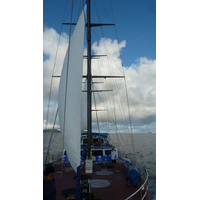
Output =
[{"x1": 58, "y1": 5, "x2": 86, "y2": 173}]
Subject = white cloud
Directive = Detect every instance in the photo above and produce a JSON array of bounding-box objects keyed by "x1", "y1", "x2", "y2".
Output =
[
  {"x1": 43, "y1": 27, "x2": 156, "y2": 133},
  {"x1": 125, "y1": 57, "x2": 156, "y2": 121},
  {"x1": 43, "y1": 27, "x2": 69, "y2": 100}
]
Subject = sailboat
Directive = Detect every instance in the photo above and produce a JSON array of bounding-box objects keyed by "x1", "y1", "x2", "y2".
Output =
[{"x1": 44, "y1": 0, "x2": 151, "y2": 199}]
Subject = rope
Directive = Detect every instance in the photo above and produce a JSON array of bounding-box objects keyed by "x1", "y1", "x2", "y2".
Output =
[
  {"x1": 44, "y1": 108, "x2": 58, "y2": 165},
  {"x1": 61, "y1": 0, "x2": 74, "y2": 175},
  {"x1": 44, "y1": 0, "x2": 70, "y2": 130},
  {"x1": 107, "y1": 0, "x2": 136, "y2": 160},
  {"x1": 92, "y1": 82, "x2": 108, "y2": 169}
]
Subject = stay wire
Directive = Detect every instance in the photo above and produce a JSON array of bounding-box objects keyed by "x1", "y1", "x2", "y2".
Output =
[
  {"x1": 62, "y1": 0, "x2": 74, "y2": 165},
  {"x1": 44, "y1": 0, "x2": 68, "y2": 130},
  {"x1": 44, "y1": 108, "x2": 58, "y2": 165},
  {"x1": 109, "y1": 0, "x2": 135, "y2": 157},
  {"x1": 103, "y1": 0, "x2": 136, "y2": 160}
]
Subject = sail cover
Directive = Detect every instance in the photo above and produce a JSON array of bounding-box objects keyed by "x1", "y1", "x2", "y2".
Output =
[{"x1": 58, "y1": 5, "x2": 86, "y2": 173}]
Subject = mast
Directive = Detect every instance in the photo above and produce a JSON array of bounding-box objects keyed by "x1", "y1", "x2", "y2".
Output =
[
  {"x1": 86, "y1": 0, "x2": 92, "y2": 159},
  {"x1": 85, "y1": 0, "x2": 117, "y2": 159}
]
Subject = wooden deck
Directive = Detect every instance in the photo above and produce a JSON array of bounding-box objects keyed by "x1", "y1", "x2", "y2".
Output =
[{"x1": 53, "y1": 162, "x2": 147, "y2": 200}]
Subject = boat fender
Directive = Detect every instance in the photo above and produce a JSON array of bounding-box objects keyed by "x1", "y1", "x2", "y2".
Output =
[{"x1": 124, "y1": 160, "x2": 141, "y2": 186}]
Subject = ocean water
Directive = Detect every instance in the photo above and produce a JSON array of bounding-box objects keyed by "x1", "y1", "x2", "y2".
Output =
[
  {"x1": 44, "y1": 133, "x2": 156, "y2": 200},
  {"x1": 109, "y1": 133, "x2": 156, "y2": 200},
  {"x1": 132, "y1": 134, "x2": 156, "y2": 200}
]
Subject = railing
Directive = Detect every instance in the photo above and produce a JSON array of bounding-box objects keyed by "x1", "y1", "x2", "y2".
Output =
[{"x1": 124, "y1": 169, "x2": 149, "y2": 200}]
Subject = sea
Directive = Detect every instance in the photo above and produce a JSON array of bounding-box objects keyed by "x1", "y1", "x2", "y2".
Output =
[
  {"x1": 131, "y1": 133, "x2": 156, "y2": 200},
  {"x1": 44, "y1": 133, "x2": 156, "y2": 200},
  {"x1": 108, "y1": 133, "x2": 156, "y2": 200}
]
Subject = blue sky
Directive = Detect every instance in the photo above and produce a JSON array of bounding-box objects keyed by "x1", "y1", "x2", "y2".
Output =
[{"x1": 43, "y1": 0, "x2": 156, "y2": 66}]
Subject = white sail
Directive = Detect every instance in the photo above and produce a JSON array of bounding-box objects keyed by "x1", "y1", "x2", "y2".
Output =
[
  {"x1": 81, "y1": 80, "x2": 87, "y2": 131},
  {"x1": 58, "y1": 5, "x2": 86, "y2": 172}
]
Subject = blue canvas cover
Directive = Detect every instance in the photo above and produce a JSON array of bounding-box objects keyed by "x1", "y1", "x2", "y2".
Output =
[
  {"x1": 81, "y1": 132, "x2": 108, "y2": 138},
  {"x1": 124, "y1": 160, "x2": 141, "y2": 186}
]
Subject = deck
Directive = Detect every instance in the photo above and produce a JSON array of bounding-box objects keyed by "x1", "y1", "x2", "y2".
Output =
[{"x1": 53, "y1": 162, "x2": 148, "y2": 200}]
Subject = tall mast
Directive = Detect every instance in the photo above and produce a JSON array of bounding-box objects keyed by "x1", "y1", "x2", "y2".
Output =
[
  {"x1": 87, "y1": 0, "x2": 92, "y2": 159},
  {"x1": 85, "y1": 0, "x2": 117, "y2": 159}
]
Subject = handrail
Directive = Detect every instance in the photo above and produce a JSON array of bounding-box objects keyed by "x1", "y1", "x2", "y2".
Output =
[{"x1": 124, "y1": 169, "x2": 149, "y2": 200}]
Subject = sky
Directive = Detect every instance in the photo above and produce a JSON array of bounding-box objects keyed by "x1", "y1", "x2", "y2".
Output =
[
  {"x1": 43, "y1": 0, "x2": 156, "y2": 66},
  {"x1": 43, "y1": 0, "x2": 156, "y2": 133}
]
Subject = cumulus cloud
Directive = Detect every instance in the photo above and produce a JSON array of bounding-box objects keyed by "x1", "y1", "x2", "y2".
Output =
[
  {"x1": 125, "y1": 58, "x2": 156, "y2": 122},
  {"x1": 43, "y1": 27, "x2": 69, "y2": 100},
  {"x1": 43, "y1": 27, "x2": 156, "y2": 133}
]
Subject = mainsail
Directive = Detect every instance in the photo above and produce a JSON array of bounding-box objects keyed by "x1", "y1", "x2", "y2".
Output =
[{"x1": 58, "y1": 5, "x2": 86, "y2": 173}]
